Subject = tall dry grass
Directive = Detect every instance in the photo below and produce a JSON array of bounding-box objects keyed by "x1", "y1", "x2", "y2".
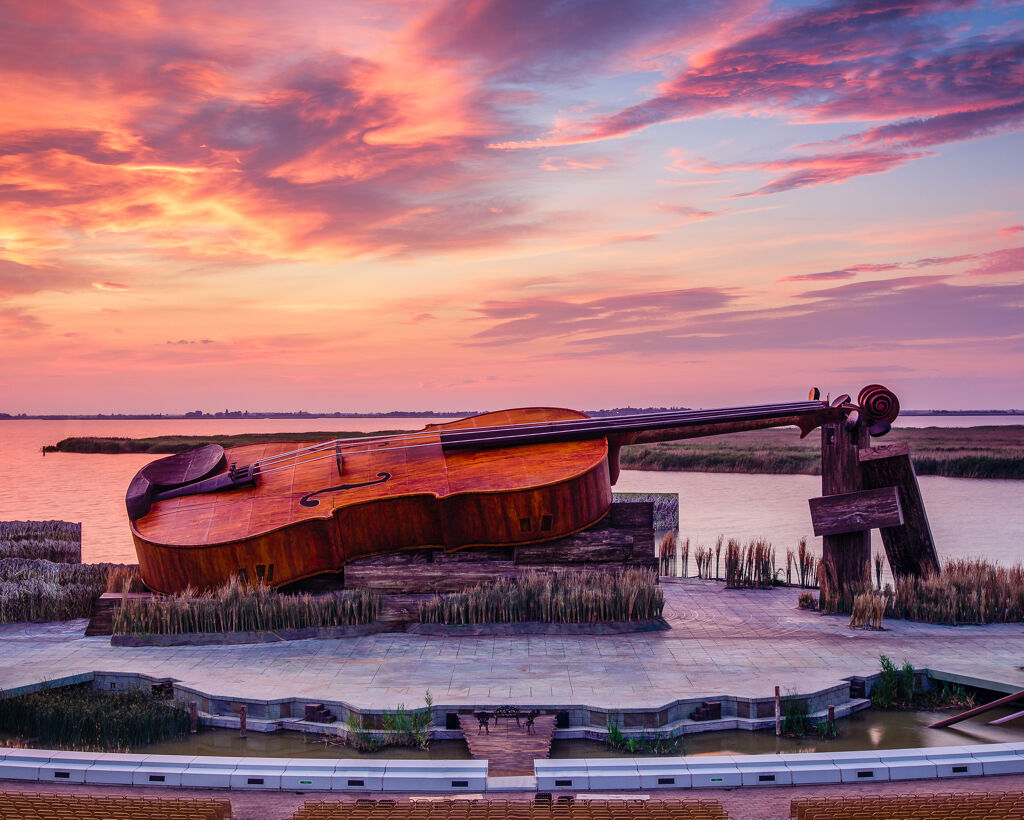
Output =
[
  {"x1": 680, "y1": 537, "x2": 690, "y2": 578},
  {"x1": 890, "y1": 559, "x2": 1024, "y2": 625},
  {"x1": 0, "y1": 520, "x2": 81, "y2": 563},
  {"x1": 112, "y1": 577, "x2": 379, "y2": 635},
  {"x1": 658, "y1": 531, "x2": 676, "y2": 576},
  {"x1": 418, "y1": 568, "x2": 663, "y2": 625},
  {"x1": 0, "y1": 559, "x2": 135, "y2": 623},
  {"x1": 796, "y1": 538, "x2": 817, "y2": 588},
  {"x1": 724, "y1": 538, "x2": 778, "y2": 589},
  {"x1": 694, "y1": 545, "x2": 713, "y2": 578}
]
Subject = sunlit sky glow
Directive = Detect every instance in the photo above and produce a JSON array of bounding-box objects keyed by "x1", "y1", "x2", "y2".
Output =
[{"x1": 2, "y1": 0, "x2": 1022, "y2": 413}]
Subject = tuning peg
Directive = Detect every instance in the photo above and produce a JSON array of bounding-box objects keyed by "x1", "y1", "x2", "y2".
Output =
[
  {"x1": 869, "y1": 421, "x2": 892, "y2": 437},
  {"x1": 831, "y1": 394, "x2": 851, "y2": 407},
  {"x1": 844, "y1": 409, "x2": 861, "y2": 431},
  {"x1": 808, "y1": 387, "x2": 821, "y2": 400}
]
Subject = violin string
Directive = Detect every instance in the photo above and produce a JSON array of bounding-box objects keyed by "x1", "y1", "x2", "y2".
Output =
[
  {"x1": 250, "y1": 403, "x2": 830, "y2": 477},
  {"x1": 250, "y1": 400, "x2": 826, "y2": 468}
]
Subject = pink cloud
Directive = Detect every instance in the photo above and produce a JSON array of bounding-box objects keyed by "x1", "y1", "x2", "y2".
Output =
[
  {"x1": 91, "y1": 281, "x2": 129, "y2": 291},
  {"x1": 539, "y1": 156, "x2": 614, "y2": 172},
  {"x1": 1000, "y1": 225, "x2": 1024, "y2": 235}
]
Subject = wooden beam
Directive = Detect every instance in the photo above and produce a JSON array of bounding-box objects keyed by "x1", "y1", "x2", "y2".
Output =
[
  {"x1": 820, "y1": 422, "x2": 871, "y2": 587},
  {"x1": 859, "y1": 443, "x2": 940, "y2": 578},
  {"x1": 988, "y1": 708, "x2": 1024, "y2": 726},
  {"x1": 928, "y1": 688, "x2": 1024, "y2": 729},
  {"x1": 809, "y1": 487, "x2": 903, "y2": 536}
]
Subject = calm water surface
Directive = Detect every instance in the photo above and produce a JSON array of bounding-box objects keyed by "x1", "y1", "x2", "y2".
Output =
[{"x1": 0, "y1": 418, "x2": 1021, "y2": 565}]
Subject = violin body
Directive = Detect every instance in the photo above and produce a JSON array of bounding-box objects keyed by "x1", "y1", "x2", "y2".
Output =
[
  {"x1": 131, "y1": 408, "x2": 613, "y2": 593},
  {"x1": 129, "y1": 386, "x2": 901, "y2": 594}
]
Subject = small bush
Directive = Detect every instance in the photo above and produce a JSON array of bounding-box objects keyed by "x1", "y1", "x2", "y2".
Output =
[{"x1": 797, "y1": 592, "x2": 817, "y2": 610}]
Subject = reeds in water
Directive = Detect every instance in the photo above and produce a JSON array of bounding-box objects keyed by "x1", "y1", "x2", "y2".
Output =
[
  {"x1": 723, "y1": 538, "x2": 777, "y2": 589},
  {"x1": 0, "y1": 520, "x2": 81, "y2": 563},
  {"x1": 0, "y1": 682, "x2": 190, "y2": 751},
  {"x1": 0, "y1": 559, "x2": 134, "y2": 623},
  {"x1": 417, "y1": 568, "x2": 663, "y2": 625},
  {"x1": 112, "y1": 576, "x2": 380, "y2": 635}
]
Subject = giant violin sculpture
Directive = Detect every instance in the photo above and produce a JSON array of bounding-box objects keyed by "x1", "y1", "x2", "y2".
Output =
[{"x1": 128, "y1": 385, "x2": 899, "y2": 593}]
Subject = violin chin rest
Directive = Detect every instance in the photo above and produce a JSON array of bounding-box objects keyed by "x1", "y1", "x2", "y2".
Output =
[{"x1": 126, "y1": 444, "x2": 227, "y2": 521}]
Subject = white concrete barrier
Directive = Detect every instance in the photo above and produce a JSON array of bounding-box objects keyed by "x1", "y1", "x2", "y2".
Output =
[
  {"x1": 0, "y1": 750, "x2": 54, "y2": 781},
  {"x1": 831, "y1": 751, "x2": 889, "y2": 783},
  {"x1": 961, "y1": 743, "x2": 1024, "y2": 775},
  {"x1": 230, "y1": 757, "x2": 292, "y2": 789},
  {"x1": 585, "y1": 759, "x2": 641, "y2": 789},
  {"x1": 683, "y1": 759, "x2": 741, "y2": 789},
  {"x1": 181, "y1": 756, "x2": 244, "y2": 789},
  {"x1": 877, "y1": 748, "x2": 937, "y2": 781},
  {"x1": 39, "y1": 751, "x2": 96, "y2": 784},
  {"x1": 330, "y1": 762, "x2": 388, "y2": 791},
  {"x1": 730, "y1": 755, "x2": 793, "y2": 786},
  {"x1": 535, "y1": 759, "x2": 589, "y2": 790},
  {"x1": 281, "y1": 758, "x2": 337, "y2": 791},
  {"x1": 84, "y1": 752, "x2": 148, "y2": 785},
  {"x1": 132, "y1": 754, "x2": 194, "y2": 787},
  {"x1": 926, "y1": 747, "x2": 984, "y2": 778},
  {"x1": 777, "y1": 754, "x2": 842, "y2": 785},
  {"x1": 382, "y1": 760, "x2": 487, "y2": 792},
  {"x1": 634, "y1": 757, "x2": 691, "y2": 789}
]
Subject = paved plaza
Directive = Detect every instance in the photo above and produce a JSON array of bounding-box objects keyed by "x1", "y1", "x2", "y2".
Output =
[{"x1": 2, "y1": 579, "x2": 1023, "y2": 711}]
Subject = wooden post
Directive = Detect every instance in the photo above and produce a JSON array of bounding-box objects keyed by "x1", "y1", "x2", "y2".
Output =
[
  {"x1": 828, "y1": 704, "x2": 835, "y2": 730},
  {"x1": 775, "y1": 686, "x2": 781, "y2": 737},
  {"x1": 821, "y1": 422, "x2": 871, "y2": 588},
  {"x1": 239, "y1": 705, "x2": 247, "y2": 739},
  {"x1": 859, "y1": 442, "x2": 940, "y2": 577},
  {"x1": 189, "y1": 701, "x2": 198, "y2": 734}
]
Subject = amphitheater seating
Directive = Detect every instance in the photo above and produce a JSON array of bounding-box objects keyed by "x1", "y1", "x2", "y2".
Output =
[
  {"x1": 292, "y1": 797, "x2": 729, "y2": 820},
  {"x1": 790, "y1": 791, "x2": 1024, "y2": 820},
  {"x1": 0, "y1": 790, "x2": 231, "y2": 820}
]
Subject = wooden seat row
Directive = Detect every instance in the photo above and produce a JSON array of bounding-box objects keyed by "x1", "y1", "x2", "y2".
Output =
[
  {"x1": 293, "y1": 798, "x2": 729, "y2": 820},
  {"x1": 0, "y1": 791, "x2": 231, "y2": 820},
  {"x1": 791, "y1": 791, "x2": 1024, "y2": 820}
]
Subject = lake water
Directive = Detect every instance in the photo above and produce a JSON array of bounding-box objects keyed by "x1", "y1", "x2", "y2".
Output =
[{"x1": 0, "y1": 418, "x2": 1021, "y2": 566}]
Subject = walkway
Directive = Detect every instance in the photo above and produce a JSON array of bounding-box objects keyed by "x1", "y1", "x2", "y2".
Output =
[
  {"x1": 461, "y1": 714, "x2": 557, "y2": 776},
  {"x1": 2, "y1": 580, "x2": 1024, "y2": 711}
]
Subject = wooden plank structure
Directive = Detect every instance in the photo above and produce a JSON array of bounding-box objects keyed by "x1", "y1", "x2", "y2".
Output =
[
  {"x1": 341, "y1": 501, "x2": 656, "y2": 595},
  {"x1": 810, "y1": 424, "x2": 939, "y2": 586},
  {"x1": 929, "y1": 688, "x2": 1024, "y2": 729},
  {"x1": 859, "y1": 441, "x2": 940, "y2": 577},
  {"x1": 459, "y1": 713, "x2": 557, "y2": 777}
]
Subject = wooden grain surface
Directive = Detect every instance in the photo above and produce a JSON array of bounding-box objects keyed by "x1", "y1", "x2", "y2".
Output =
[
  {"x1": 809, "y1": 487, "x2": 903, "y2": 536},
  {"x1": 132, "y1": 409, "x2": 613, "y2": 593}
]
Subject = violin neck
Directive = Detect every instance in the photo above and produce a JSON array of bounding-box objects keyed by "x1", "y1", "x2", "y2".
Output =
[{"x1": 440, "y1": 401, "x2": 845, "y2": 452}]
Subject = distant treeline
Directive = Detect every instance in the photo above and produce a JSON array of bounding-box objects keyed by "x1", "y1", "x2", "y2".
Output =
[
  {"x1": 620, "y1": 425, "x2": 1024, "y2": 480},
  {"x1": 45, "y1": 430, "x2": 403, "y2": 454}
]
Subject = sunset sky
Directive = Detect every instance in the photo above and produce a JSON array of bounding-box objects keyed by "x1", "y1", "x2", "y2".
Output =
[{"x1": 1, "y1": 0, "x2": 1022, "y2": 413}]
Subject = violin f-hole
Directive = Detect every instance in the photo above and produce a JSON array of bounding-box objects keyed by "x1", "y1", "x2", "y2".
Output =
[{"x1": 298, "y1": 472, "x2": 392, "y2": 507}]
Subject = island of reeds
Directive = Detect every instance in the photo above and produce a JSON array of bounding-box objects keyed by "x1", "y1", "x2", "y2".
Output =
[
  {"x1": 0, "y1": 521, "x2": 136, "y2": 623},
  {"x1": 47, "y1": 425, "x2": 1024, "y2": 479},
  {"x1": 0, "y1": 683, "x2": 190, "y2": 751}
]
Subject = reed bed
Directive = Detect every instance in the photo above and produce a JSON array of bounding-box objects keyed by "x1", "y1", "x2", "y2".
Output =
[
  {"x1": 849, "y1": 590, "x2": 886, "y2": 629},
  {"x1": 0, "y1": 559, "x2": 134, "y2": 623},
  {"x1": 723, "y1": 537, "x2": 778, "y2": 589},
  {"x1": 680, "y1": 536, "x2": 690, "y2": 578},
  {"x1": 890, "y1": 559, "x2": 1024, "y2": 625},
  {"x1": 418, "y1": 568, "x2": 663, "y2": 625},
  {"x1": 796, "y1": 538, "x2": 817, "y2": 587},
  {"x1": 816, "y1": 558, "x2": 871, "y2": 615},
  {"x1": 112, "y1": 576, "x2": 380, "y2": 635},
  {"x1": 106, "y1": 564, "x2": 145, "y2": 593},
  {"x1": 0, "y1": 683, "x2": 189, "y2": 751},
  {"x1": 0, "y1": 520, "x2": 81, "y2": 563}
]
